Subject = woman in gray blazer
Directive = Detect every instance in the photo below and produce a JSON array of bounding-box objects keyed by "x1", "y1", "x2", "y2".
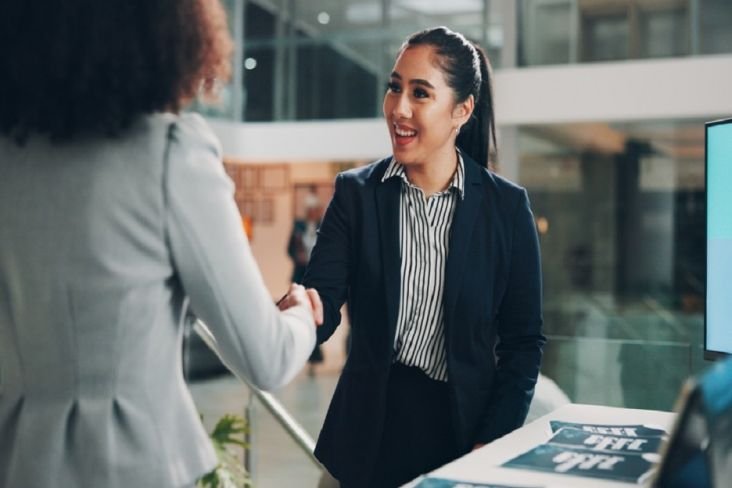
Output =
[{"x1": 0, "y1": 1, "x2": 321, "y2": 487}]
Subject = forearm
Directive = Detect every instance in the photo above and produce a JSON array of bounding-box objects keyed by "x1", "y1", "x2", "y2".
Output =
[{"x1": 165, "y1": 114, "x2": 316, "y2": 390}]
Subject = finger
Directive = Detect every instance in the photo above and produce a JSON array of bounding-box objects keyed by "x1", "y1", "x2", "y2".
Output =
[
  {"x1": 288, "y1": 282, "x2": 305, "y2": 292},
  {"x1": 306, "y1": 288, "x2": 323, "y2": 325},
  {"x1": 281, "y1": 284, "x2": 303, "y2": 307}
]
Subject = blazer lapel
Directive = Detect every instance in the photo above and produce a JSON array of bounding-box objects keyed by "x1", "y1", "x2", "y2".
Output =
[
  {"x1": 375, "y1": 175, "x2": 402, "y2": 346},
  {"x1": 444, "y1": 158, "x2": 485, "y2": 334}
]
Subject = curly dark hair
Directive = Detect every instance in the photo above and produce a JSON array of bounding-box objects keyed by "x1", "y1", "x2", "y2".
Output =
[{"x1": 0, "y1": 0, "x2": 232, "y2": 143}]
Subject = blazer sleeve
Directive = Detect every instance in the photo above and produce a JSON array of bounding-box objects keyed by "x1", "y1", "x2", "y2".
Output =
[
  {"x1": 302, "y1": 173, "x2": 352, "y2": 344},
  {"x1": 287, "y1": 220, "x2": 302, "y2": 261},
  {"x1": 475, "y1": 187, "x2": 546, "y2": 444},
  {"x1": 163, "y1": 113, "x2": 316, "y2": 390}
]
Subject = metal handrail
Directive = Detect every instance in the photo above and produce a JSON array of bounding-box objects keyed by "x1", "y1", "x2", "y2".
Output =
[{"x1": 193, "y1": 319, "x2": 324, "y2": 471}]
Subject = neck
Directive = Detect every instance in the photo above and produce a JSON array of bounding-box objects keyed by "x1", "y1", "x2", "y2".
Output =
[{"x1": 404, "y1": 149, "x2": 459, "y2": 197}]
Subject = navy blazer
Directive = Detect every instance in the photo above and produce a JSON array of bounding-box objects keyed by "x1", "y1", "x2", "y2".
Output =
[{"x1": 304, "y1": 154, "x2": 545, "y2": 485}]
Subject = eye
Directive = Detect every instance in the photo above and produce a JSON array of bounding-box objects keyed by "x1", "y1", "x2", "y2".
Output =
[
  {"x1": 413, "y1": 87, "x2": 429, "y2": 99},
  {"x1": 386, "y1": 81, "x2": 401, "y2": 93}
]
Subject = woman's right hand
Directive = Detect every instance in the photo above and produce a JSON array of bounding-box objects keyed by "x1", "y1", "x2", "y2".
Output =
[{"x1": 277, "y1": 283, "x2": 324, "y2": 326}]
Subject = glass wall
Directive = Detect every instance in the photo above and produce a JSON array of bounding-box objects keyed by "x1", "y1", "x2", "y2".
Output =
[
  {"x1": 199, "y1": 0, "x2": 507, "y2": 121},
  {"x1": 237, "y1": 0, "x2": 386, "y2": 121},
  {"x1": 519, "y1": 0, "x2": 732, "y2": 66},
  {"x1": 516, "y1": 119, "x2": 707, "y2": 410},
  {"x1": 197, "y1": 0, "x2": 732, "y2": 122}
]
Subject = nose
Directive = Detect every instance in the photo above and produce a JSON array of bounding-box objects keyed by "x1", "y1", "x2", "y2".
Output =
[{"x1": 391, "y1": 93, "x2": 411, "y2": 119}]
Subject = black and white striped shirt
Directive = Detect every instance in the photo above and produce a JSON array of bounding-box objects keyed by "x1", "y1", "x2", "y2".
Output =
[{"x1": 381, "y1": 153, "x2": 465, "y2": 382}]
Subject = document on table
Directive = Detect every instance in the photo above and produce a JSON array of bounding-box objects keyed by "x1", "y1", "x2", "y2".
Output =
[
  {"x1": 502, "y1": 422, "x2": 669, "y2": 484},
  {"x1": 549, "y1": 421, "x2": 668, "y2": 438}
]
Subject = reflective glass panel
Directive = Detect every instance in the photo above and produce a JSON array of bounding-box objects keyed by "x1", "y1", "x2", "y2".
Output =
[{"x1": 518, "y1": 120, "x2": 707, "y2": 410}]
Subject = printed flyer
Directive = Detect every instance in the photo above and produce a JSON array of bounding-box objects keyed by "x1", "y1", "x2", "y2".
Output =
[
  {"x1": 502, "y1": 421, "x2": 668, "y2": 483},
  {"x1": 549, "y1": 426, "x2": 664, "y2": 455},
  {"x1": 502, "y1": 443, "x2": 658, "y2": 484},
  {"x1": 549, "y1": 421, "x2": 668, "y2": 438}
]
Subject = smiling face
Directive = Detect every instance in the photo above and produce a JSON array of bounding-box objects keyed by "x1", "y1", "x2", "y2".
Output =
[{"x1": 383, "y1": 44, "x2": 473, "y2": 169}]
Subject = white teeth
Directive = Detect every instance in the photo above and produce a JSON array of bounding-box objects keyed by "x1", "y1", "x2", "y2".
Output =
[{"x1": 395, "y1": 127, "x2": 416, "y2": 137}]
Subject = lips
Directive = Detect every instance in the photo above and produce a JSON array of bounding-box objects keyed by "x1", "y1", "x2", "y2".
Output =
[{"x1": 393, "y1": 123, "x2": 417, "y2": 146}]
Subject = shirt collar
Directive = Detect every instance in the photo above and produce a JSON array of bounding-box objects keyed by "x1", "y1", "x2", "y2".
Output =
[{"x1": 381, "y1": 151, "x2": 465, "y2": 200}]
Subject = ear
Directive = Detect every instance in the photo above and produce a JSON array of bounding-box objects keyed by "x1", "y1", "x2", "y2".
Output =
[{"x1": 452, "y1": 94, "x2": 475, "y2": 126}]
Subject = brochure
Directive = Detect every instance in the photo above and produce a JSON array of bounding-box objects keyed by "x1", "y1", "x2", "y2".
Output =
[
  {"x1": 503, "y1": 443, "x2": 658, "y2": 484},
  {"x1": 549, "y1": 420, "x2": 667, "y2": 438},
  {"x1": 501, "y1": 421, "x2": 668, "y2": 483},
  {"x1": 549, "y1": 426, "x2": 664, "y2": 455}
]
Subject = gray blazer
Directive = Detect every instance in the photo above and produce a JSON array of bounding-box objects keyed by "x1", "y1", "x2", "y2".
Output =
[{"x1": 0, "y1": 113, "x2": 316, "y2": 488}]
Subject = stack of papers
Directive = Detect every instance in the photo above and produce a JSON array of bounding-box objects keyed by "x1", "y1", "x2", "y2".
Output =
[{"x1": 502, "y1": 421, "x2": 668, "y2": 484}]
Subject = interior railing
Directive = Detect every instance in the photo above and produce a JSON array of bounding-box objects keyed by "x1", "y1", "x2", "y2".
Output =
[{"x1": 192, "y1": 319, "x2": 324, "y2": 475}]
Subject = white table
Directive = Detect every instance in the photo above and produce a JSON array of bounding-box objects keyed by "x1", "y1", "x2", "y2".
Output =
[{"x1": 409, "y1": 404, "x2": 676, "y2": 487}]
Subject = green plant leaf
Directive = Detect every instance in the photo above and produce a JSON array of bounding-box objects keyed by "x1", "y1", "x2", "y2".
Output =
[
  {"x1": 210, "y1": 414, "x2": 250, "y2": 449},
  {"x1": 197, "y1": 414, "x2": 252, "y2": 488}
]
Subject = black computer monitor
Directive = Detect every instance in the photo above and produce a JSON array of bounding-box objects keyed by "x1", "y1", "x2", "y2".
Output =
[{"x1": 704, "y1": 117, "x2": 732, "y2": 360}]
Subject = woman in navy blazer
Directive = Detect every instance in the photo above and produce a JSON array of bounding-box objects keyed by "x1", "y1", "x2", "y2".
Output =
[{"x1": 303, "y1": 27, "x2": 546, "y2": 487}]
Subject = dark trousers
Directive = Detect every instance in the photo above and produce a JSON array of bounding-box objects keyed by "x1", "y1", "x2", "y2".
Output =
[{"x1": 361, "y1": 362, "x2": 460, "y2": 488}]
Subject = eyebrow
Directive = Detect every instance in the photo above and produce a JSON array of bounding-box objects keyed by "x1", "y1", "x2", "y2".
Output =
[{"x1": 390, "y1": 71, "x2": 435, "y2": 90}]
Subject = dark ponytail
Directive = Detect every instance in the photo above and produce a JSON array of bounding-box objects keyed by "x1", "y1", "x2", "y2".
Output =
[
  {"x1": 458, "y1": 44, "x2": 496, "y2": 170},
  {"x1": 404, "y1": 26, "x2": 496, "y2": 169}
]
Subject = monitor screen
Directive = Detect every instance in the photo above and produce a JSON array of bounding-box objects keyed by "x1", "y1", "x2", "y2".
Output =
[{"x1": 705, "y1": 118, "x2": 732, "y2": 358}]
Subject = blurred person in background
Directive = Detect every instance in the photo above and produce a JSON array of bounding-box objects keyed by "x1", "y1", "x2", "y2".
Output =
[
  {"x1": 300, "y1": 27, "x2": 545, "y2": 487},
  {"x1": 0, "y1": 1, "x2": 321, "y2": 487},
  {"x1": 288, "y1": 188, "x2": 325, "y2": 376},
  {"x1": 288, "y1": 188, "x2": 323, "y2": 284}
]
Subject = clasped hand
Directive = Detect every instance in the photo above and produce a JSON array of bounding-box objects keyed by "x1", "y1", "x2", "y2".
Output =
[{"x1": 277, "y1": 283, "x2": 324, "y2": 326}]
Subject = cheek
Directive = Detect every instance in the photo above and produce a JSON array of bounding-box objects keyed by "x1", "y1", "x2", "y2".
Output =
[
  {"x1": 420, "y1": 110, "x2": 455, "y2": 140},
  {"x1": 382, "y1": 96, "x2": 393, "y2": 118}
]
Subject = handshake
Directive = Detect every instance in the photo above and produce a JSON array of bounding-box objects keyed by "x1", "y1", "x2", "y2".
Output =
[{"x1": 277, "y1": 283, "x2": 324, "y2": 326}]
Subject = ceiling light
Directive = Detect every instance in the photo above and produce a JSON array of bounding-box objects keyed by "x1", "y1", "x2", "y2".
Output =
[{"x1": 317, "y1": 11, "x2": 330, "y2": 25}]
